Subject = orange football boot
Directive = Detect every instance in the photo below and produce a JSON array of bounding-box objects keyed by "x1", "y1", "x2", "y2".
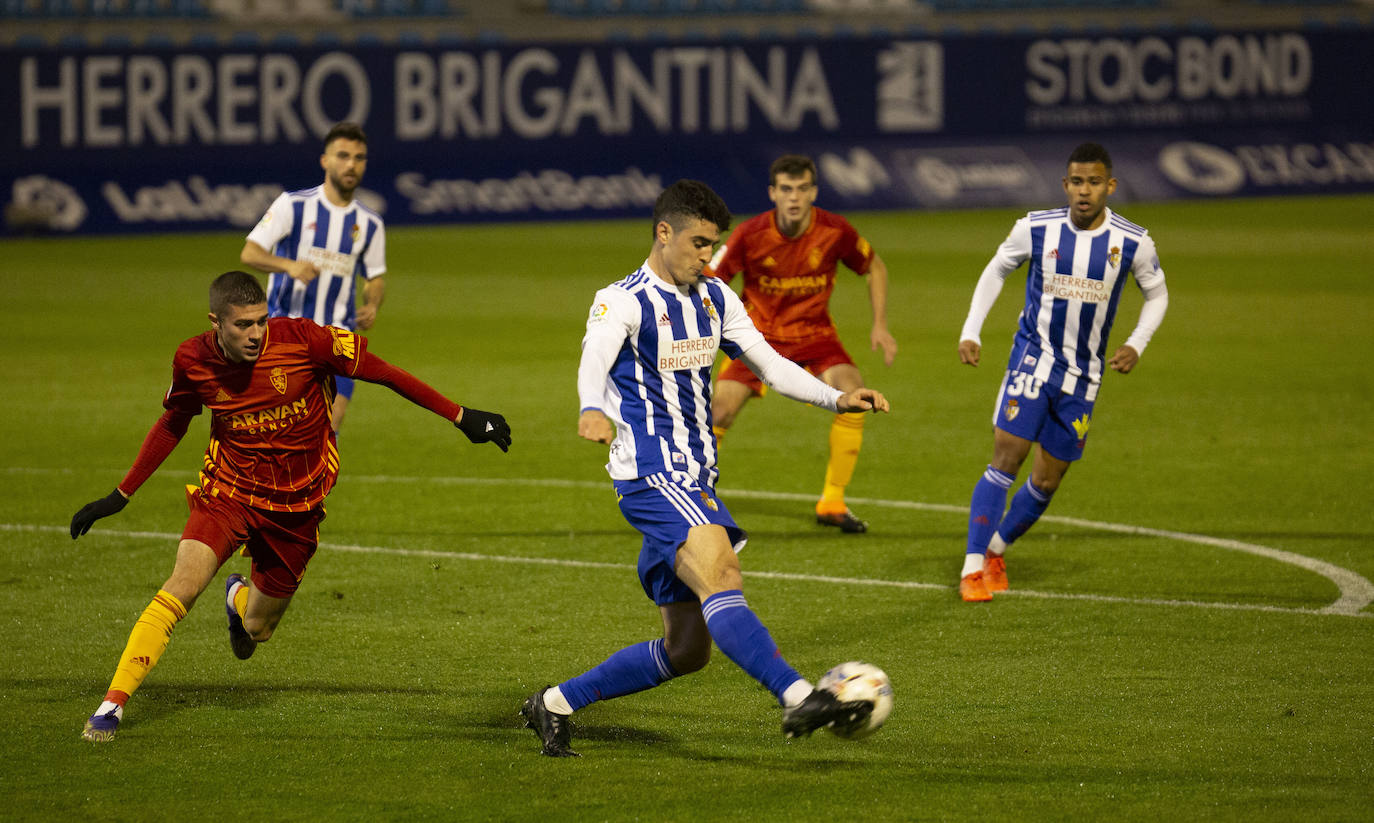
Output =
[
  {"x1": 960, "y1": 570, "x2": 992, "y2": 602},
  {"x1": 984, "y1": 554, "x2": 1008, "y2": 592}
]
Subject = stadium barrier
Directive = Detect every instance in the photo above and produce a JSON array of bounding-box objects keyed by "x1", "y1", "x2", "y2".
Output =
[{"x1": 4, "y1": 26, "x2": 1372, "y2": 234}]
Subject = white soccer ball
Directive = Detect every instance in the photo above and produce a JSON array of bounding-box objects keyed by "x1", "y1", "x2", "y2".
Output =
[{"x1": 817, "y1": 661, "x2": 894, "y2": 739}]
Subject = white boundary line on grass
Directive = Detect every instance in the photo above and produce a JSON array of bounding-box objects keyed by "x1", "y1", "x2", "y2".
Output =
[
  {"x1": 345, "y1": 473, "x2": 1374, "y2": 617},
  {"x1": 10, "y1": 469, "x2": 1372, "y2": 618}
]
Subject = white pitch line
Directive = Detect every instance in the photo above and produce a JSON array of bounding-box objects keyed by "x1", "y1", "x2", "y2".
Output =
[
  {"x1": 14, "y1": 467, "x2": 1372, "y2": 616},
  {"x1": 8, "y1": 520, "x2": 1368, "y2": 619},
  {"x1": 342, "y1": 473, "x2": 1374, "y2": 617}
]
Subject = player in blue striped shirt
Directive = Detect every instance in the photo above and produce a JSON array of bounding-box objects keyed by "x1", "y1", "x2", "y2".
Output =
[
  {"x1": 956, "y1": 143, "x2": 1169, "y2": 602},
  {"x1": 520, "y1": 180, "x2": 890, "y2": 756},
  {"x1": 240, "y1": 122, "x2": 386, "y2": 433}
]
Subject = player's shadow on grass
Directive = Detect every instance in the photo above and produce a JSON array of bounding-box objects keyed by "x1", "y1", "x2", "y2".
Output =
[
  {"x1": 476, "y1": 707, "x2": 872, "y2": 766},
  {"x1": 126, "y1": 681, "x2": 444, "y2": 730}
]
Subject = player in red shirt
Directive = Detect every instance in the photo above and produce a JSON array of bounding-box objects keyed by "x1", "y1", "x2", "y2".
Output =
[
  {"x1": 707, "y1": 155, "x2": 897, "y2": 532},
  {"x1": 70, "y1": 270, "x2": 511, "y2": 742}
]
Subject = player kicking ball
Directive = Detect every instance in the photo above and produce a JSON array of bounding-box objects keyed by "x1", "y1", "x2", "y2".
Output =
[
  {"x1": 521, "y1": 180, "x2": 889, "y2": 757},
  {"x1": 70, "y1": 270, "x2": 511, "y2": 741}
]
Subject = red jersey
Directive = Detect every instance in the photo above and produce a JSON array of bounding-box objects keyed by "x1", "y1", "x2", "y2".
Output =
[
  {"x1": 165, "y1": 317, "x2": 365, "y2": 511},
  {"x1": 119, "y1": 316, "x2": 461, "y2": 513},
  {"x1": 706, "y1": 206, "x2": 874, "y2": 344}
]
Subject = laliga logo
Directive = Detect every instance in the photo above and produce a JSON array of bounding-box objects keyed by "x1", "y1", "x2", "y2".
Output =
[
  {"x1": 1158, "y1": 142, "x2": 1246, "y2": 195},
  {"x1": 7, "y1": 175, "x2": 87, "y2": 231}
]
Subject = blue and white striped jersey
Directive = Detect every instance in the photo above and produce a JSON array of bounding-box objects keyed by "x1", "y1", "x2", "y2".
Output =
[
  {"x1": 246, "y1": 186, "x2": 387, "y2": 330},
  {"x1": 578, "y1": 263, "x2": 768, "y2": 487},
  {"x1": 962, "y1": 206, "x2": 1167, "y2": 401}
]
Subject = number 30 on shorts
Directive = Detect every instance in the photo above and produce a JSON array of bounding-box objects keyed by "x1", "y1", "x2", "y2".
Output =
[{"x1": 1004, "y1": 371, "x2": 1043, "y2": 399}]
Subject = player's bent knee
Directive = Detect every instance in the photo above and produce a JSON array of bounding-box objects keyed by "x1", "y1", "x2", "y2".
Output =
[
  {"x1": 665, "y1": 636, "x2": 711, "y2": 674},
  {"x1": 244, "y1": 622, "x2": 274, "y2": 643}
]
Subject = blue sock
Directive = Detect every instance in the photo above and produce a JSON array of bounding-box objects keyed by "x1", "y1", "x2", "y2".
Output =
[
  {"x1": 558, "y1": 638, "x2": 679, "y2": 712},
  {"x1": 701, "y1": 590, "x2": 802, "y2": 705},
  {"x1": 968, "y1": 466, "x2": 1016, "y2": 554},
  {"x1": 997, "y1": 480, "x2": 1055, "y2": 546}
]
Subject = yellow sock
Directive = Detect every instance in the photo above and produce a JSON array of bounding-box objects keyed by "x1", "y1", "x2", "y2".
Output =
[
  {"x1": 105, "y1": 590, "x2": 187, "y2": 704},
  {"x1": 817, "y1": 412, "x2": 866, "y2": 514},
  {"x1": 233, "y1": 581, "x2": 249, "y2": 617},
  {"x1": 712, "y1": 425, "x2": 728, "y2": 446}
]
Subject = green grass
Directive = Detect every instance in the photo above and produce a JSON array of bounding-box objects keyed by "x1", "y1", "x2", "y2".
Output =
[{"x1": 2, "y1": 194, "x2": 1372, "y2": 821}]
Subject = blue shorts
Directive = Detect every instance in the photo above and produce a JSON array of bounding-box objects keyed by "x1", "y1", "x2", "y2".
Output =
[
  {"x1": 334, "y1": 375, "x2": 355, "y2": 400},
  {"x1": 614, "y1": 475, "x2": 747, "y2": 606},
  {"x1": 992, "y1": 369, "x2": 1096, "y2": 463}
]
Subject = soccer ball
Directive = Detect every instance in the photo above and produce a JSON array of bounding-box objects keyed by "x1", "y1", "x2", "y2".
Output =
[{"x1": 817, "y1": 661, "x2": 893, "y2": 739}]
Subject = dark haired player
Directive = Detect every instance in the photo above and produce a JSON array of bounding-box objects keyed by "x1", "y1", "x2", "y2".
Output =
[{"x1": 520, "y1": 180, "x2": 889, "y2": 757}]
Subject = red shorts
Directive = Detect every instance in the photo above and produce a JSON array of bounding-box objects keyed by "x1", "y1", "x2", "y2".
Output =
[
  {"x1": 182, "y1": 487, "x2": 325, "y2": 598},
  {"x1": 717, "y1": 336, "x2": 855, "y2": 395}
]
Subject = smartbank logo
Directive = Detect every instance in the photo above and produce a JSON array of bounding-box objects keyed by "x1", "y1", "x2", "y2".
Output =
[
  {"x1": 397, "y1": 167, "x2": 662, "y2": 216},
  {"x1": 1159, "y1": 140, "x2": 1374, "y2": 195}
]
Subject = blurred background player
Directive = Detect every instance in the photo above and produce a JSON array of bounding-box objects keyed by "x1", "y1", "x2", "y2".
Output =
[
  {"x1": 955, "y1": 142, "x2": 1169, "y2": 602},
  {"x1": 240, "y1": 121, "x2": 386, "y2": 433},
  {"x1": 520, "y1": 180, "x2": 890, "y2": 757},
  {"x1": 70, "y1": 271, "x2": 511, "y2": 742},
  {"x1": 707, "y1": 154, "x2": 897, "y2": 533}
]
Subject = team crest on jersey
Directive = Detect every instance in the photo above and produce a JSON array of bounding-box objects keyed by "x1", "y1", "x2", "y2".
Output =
[
  {"x1": 1004, "y1": 398, "x2": 1020, "y2": 421},
  {"x1": 701, "y1": 297, "x2": 718, "y2": 321},
  {"x1": 270, "y1": 366, "x2": 288, "y2": 395},
  {"x1": 328, "y1": 326, "x2": 358, "y2": 360},
  {"x1": 351, "y1": 223, "x2": 361, "y2": 243},
  {"x1": 1108, "y1": 246, "x2": 1121, "y2": 267},
  {"x1": 807, "y1": 248, "x2": 823, "y2": 271},
  {"x1": 1072, "y1": 413, "x2": 1091, "y2": 439},
  {"x1": 699, "y1": 491, "x2": 719, "y2": 512}
]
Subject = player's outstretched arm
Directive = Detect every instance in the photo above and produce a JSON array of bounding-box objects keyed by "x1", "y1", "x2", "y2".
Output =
[
  {"x1": 348, "y1": 349, "x2": 511, "y2": 451},
  {"x1": 456, "y1": 407, "x2": 512, "y2": 452},
  {"x1": 837, "y1": 388, "x2": 890, "y2": 414},
  {"x1": 70, "y1": 489, "x2": 129, "y2": 539},
  {"x1": 578, "y1": 409, "x2": 615, "y2": 444}
]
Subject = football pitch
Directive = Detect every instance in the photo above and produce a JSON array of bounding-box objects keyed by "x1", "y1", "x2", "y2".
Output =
[{"x1": 2, "y1": 194, "x2": 1372, "y2": 821}]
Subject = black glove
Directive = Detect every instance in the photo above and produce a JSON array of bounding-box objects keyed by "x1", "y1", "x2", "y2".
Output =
[
  {"x1": 70, "y1": 488, "x2": 129, "y2": 539},
  {"x1": 456, "y1": 407, "x2": 512, "y2": 452}
]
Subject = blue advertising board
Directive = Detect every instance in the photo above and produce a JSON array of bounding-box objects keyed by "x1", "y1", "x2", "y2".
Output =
[{"x1": 5, "y1": 29, "x2": 1373, "y2": 235}]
